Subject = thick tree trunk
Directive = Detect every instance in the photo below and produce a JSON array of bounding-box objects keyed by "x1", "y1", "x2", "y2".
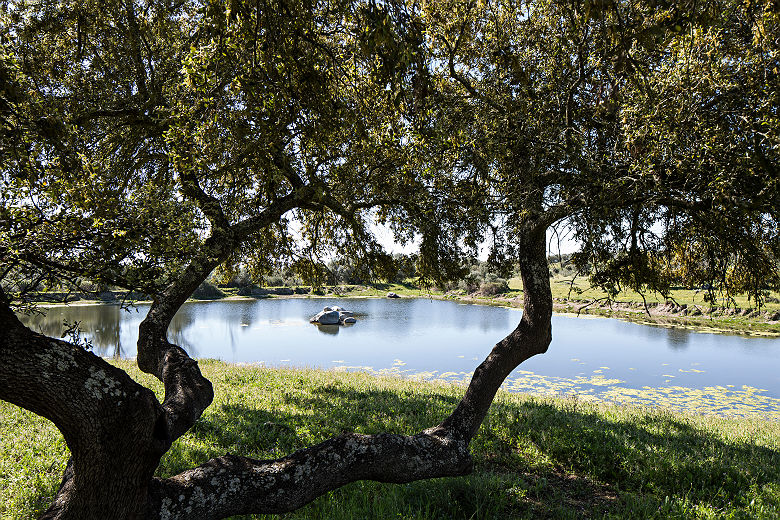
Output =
[
  {"x1": 439, "y1": 231, "x2": 553, "y2": 439},
  {"x1": 146, "y1": 431, "x2": 472, "y2": 519},
  {"x1": 0, "y1": 294, "x2": 170, "y2": 519}
]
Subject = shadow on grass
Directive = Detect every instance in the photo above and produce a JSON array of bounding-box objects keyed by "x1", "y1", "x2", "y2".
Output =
[
  {"x1": 159, "y1": 384, "x2": 462, "y2": 477},
  {"x1": 158, "y1": 378, "x2": 780, "y2": 519},
  {"x1": 480, "y1": 398, "x2": 780, "y2": 516}
]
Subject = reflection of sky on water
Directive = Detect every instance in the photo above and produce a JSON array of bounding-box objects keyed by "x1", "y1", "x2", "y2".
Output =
[{"x1": 18, "y1": 298, "x2": 780, "y2": 418}]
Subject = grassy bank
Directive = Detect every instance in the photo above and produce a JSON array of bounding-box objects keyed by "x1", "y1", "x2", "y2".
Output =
[
  {"x1": 444, "y1": 277, "x2": 780, "y2": 337},
  {"x1": 2, "y1": 361, "x2": 779, "y2": 519},
  {"x1": 362, "y1": 280, "x2": 780, "y2": 337}
]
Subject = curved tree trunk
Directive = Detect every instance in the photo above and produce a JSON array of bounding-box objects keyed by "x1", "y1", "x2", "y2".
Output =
[
  {"x1": 0, "y1": 292, "x2": 170, "y2": 519},
  {"x1": 0, "y1": 231, "x2": 552, "y2": 519},
  {"x1": 439, "y1": 231, "x2": 553, "y2": 440}
]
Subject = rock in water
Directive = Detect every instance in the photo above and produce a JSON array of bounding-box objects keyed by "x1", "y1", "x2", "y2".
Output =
[
  {"x1": 311, "y1": 307, "x2": 359, "y2": 325},
  {"x1": 310, "y1": 309, "x2": 341, "y2": 324}
]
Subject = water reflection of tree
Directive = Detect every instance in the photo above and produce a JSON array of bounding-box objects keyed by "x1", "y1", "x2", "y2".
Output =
[
  {"x1": 168, "y1": 306, "x2": 199, "y2": 357},
  {"x1": 239, "y1": 305, "x2": 255, "y2": 329},
  {"x1": 665, "y1": 327, "x2": 691, "y2": 350},
  {"x1": 20, "y1": 306, "x2": 125, "y2": 357}
]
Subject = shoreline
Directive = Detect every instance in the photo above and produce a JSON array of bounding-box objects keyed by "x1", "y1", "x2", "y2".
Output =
[
  {"x1": 25, "y1": 287, "x2": 780, "y2": 338},
  {"x1": 421, "y1": 293, "x2": 780, "y2": 338}
]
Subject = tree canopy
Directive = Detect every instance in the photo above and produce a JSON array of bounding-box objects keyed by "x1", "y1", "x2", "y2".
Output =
[
  {"x1": 417, "y1": 0, "x2": 779, "y2": 302},
  {"x1": 1, "y1": 0, "x2": 428, "y2": 299},
  {"x1": 1, "y1": 0, "x2": 778, "y2": 518}
]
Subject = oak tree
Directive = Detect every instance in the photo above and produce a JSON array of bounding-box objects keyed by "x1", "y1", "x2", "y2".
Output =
[{"x1": 1, "y1": 0, "x2": 778, "y2": 518}]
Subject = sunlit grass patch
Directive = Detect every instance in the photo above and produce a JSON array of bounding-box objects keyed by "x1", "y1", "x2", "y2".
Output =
[
  {"x1": 0, "y1": 400, "x2": 68, "y2": 520},
  {"x1": 504, "y1": 275, "x2": 780, "y2": 336}
]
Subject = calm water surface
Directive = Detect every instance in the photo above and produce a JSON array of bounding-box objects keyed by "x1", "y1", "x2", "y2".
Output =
[{"x1": 21, "y1": 298, "x2": 780, "y2": 418}]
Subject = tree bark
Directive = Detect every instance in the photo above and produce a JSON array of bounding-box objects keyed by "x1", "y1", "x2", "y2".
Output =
[
  {"x1": 439, "y1": 230, "x2": 553, "y2": 439},
  {"x1": 0, "y1": 293, "x2": 170, "y2": 519},
  {"x1": 146, "y1": 430, "x2": 471, "y2": 519}
]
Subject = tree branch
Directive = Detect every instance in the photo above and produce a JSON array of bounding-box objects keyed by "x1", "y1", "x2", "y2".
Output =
[
  {"x1": 439, "y1": 232, "x2": 552, "y2": 439},
  {"x1": 148, "y1": 429, "x2": 471, "y2": 519},
  {"x1": 136, "y1": 183, "x2": 328, "y2": 443},
  {"x1": 123, "y1": 0, "x2": 149, "y2": 100},
  {"x1": 440, "y1": 11, "x2": 506, "y2": 115},
  {"x1": 179, "y1": 170, "x2": 232, "y2": 232}
]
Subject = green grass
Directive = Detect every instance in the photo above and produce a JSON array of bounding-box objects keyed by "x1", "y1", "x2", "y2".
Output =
[
  {"x1": 542, "y1": 275, "x2": 780, "y2": 311},
  {"x1": 2, "y1": 361, "x2": 779, "y2": 519}
]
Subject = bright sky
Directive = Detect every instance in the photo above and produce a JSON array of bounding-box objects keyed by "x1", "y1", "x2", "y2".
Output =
[{"x1": 372, "y1": 222, "x2": 580, "y2": 259}]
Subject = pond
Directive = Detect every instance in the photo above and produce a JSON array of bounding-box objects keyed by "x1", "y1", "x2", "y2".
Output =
[{"x1": 20, "y1": 297, "x2": 780, "y2": 419}]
